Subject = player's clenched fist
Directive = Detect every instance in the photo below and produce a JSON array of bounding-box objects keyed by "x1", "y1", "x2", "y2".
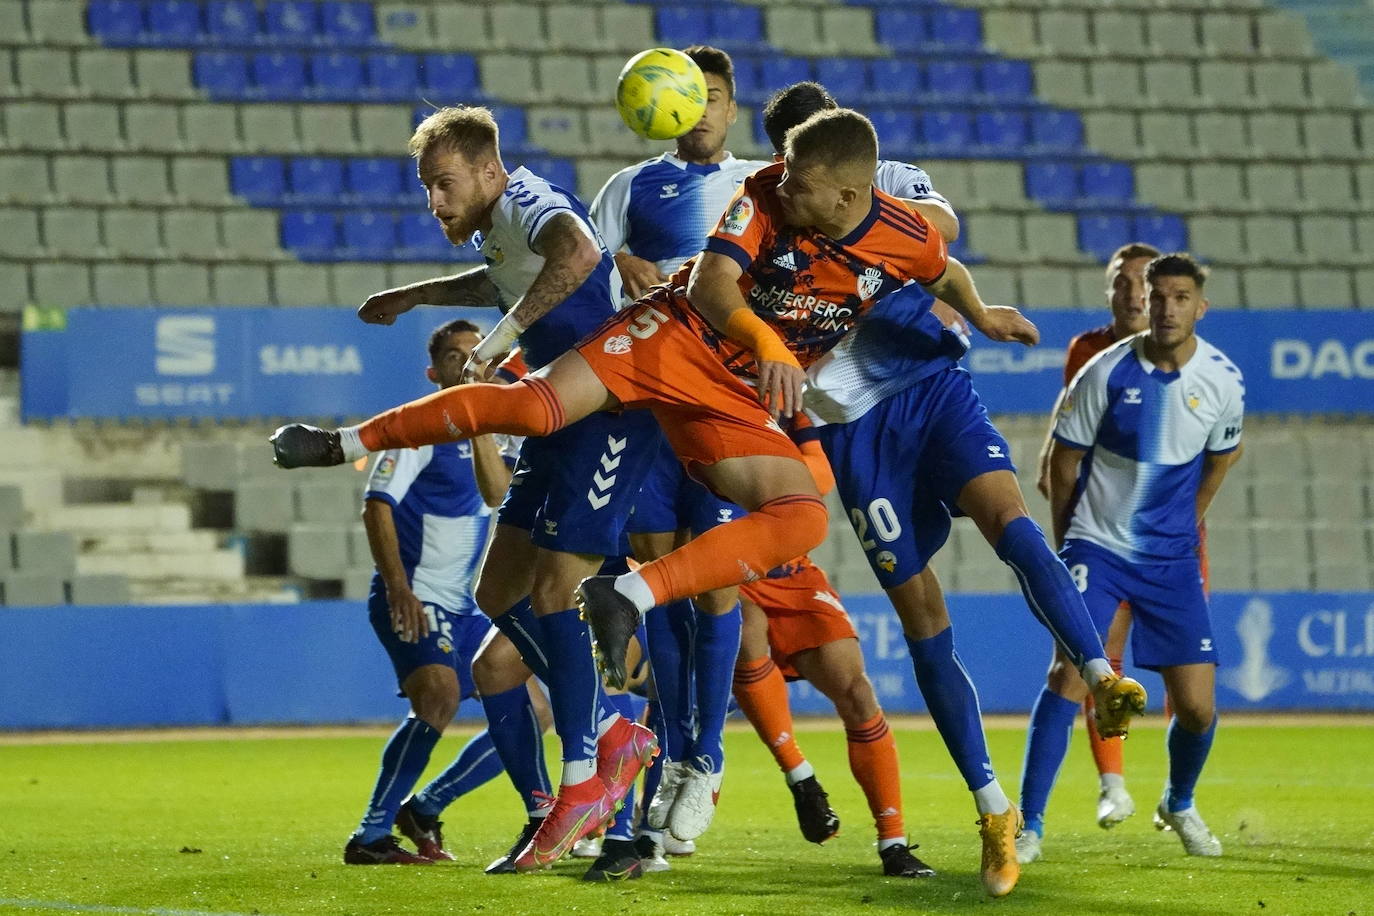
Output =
[{"x1": 359, "y1": 286, "x2": 424, "y2": 325}]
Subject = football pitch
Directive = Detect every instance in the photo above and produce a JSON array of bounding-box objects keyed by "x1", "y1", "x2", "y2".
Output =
[{"x1": 2, "y1": 719, "x2": 1371, "y2": 916}]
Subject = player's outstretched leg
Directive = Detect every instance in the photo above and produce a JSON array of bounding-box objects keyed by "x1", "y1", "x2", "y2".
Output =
[{"x1": 398, "y1": 728, "x2": 503, "y2": 861}]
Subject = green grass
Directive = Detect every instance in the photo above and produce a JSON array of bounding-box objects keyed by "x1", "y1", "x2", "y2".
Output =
[{"x1": 1, "y1": 722, "x2": 1371, "y2": 915}]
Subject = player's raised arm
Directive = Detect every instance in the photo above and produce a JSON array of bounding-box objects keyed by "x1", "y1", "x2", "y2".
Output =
[
  {"x1": 924, "y1": 257, "x2": 1039, "y2": 347},
  {"x1": 358, "y1": 266, "x2": 502, "y2": 325},
  {"x1": 902, "y1": 197, "x2": 959, "y2": 243}
]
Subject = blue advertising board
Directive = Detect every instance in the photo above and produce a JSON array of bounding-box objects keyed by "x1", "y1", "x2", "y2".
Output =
[
  {"x1": 20, "y1": 307, "x2": 1374, "y2": 420},
  {"x1": 1, "y1": 593, "x2": 1369, "y2": 730}
]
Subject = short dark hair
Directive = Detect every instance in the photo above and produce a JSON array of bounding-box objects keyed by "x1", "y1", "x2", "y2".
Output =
[
  {"x1": 427, "y1": 319, "x2": 481, "y2": 363},
  {"x1": 683, "y1": 45, "x2": 734, "y2": 99},
  {"x1": 784, "y1": 108, "x2": 878, "y2": 180},
  {"x1": 762, "y1": 81, "x2": 837, "y2": 154},
  {"x1": 1145, "y1": 253, "x2": 1208, "y2": 290}
]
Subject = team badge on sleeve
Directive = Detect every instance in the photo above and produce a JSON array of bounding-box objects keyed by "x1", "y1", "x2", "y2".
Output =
[
  {"x1": 858, "y1": 266, "x2": 884, "y2": 300},
  {"x1": 722, "y1": 196, "x2": 754, "y2": 236}
]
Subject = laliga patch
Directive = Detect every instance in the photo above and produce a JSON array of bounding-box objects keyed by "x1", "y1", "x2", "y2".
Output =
[
  {"x1": 722, "y1": 196, "x2": 754, "y2": 236},
  {"x1": 374, "y1": 455, "x2": 397, "y2": 479},
  {"x1": 604, "y1": 334, "x2": 633, "y2": 354}
]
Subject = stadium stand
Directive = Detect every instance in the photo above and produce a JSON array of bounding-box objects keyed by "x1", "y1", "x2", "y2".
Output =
[{"x1": 0, "y1": 0, "x2": 1371, "y2": 605}]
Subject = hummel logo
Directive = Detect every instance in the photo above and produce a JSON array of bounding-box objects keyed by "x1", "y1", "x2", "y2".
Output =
[
  {"x1": 660, "y1": 183, "x2": 679, "y2": 198},
  {"x1": 717, "y1": 508, "x2": 735, "y2": 524},
  {"x1": 544, "y1": 519, "x2": 558, "y2": 536},
  {"x1": 1124, "y1": 387, "x2": 1143, "y2": 405},
  {"x1": 586, "y1": 436, "x2": 627, "y2": 509},
  {"x1": 773, "y1": 250, "x2": 797, "y2": 271},
  {"x1": 1201, "y1": 638, "x2": 1214, "y2": 652},
  {"x1": 987, "y1": 444, "x2": 1005, "y2": 459}
]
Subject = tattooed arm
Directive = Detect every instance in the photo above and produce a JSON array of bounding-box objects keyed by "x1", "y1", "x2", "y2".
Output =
[{"x1": 358, "y1": 266, "x2": 502, "y2": 325}]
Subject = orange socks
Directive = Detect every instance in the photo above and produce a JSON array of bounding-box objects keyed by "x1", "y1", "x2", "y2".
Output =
[
  {"x1": 358, "y1": 377, "x2": 565, "y2": 452},
  {"x1": 846, "y1": 713, "x2": 905, "y2": 842},
  {"x1": 732, "y1": 656, "x2": 806, "y2": 773},
  {"x1": 639, "y1": 494, "x2": 827, "y2": 604},
  {"x1": 1084, "y1": 656, "x2": 1125, "y2": 777}
]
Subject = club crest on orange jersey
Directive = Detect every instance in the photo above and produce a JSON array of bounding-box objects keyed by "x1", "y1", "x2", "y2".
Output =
[
  {"x1": 857, "y1": 266, "x2": 884, "y2": 300},
  {"x1": 604, "y1": 335, "x2": 633, "y2": 355}
]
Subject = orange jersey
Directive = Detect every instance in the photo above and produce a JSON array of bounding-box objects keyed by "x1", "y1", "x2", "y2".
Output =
[
  {"x1": 1062, "y1": 325, "x2": 1118, "y2": 385},
  {"x1": 660, "y1": 162, "x2": 948, "y2": 377}
]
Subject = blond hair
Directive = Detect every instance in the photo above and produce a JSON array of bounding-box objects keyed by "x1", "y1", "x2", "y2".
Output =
[{"x1": 408, "y1": 106, "x2": 501, "y2": 162}]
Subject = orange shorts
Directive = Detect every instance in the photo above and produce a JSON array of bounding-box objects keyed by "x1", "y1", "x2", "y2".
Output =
[
  {"x1": 576, "y1": 293, "x2": 801, "y2": 472},
  {"x1": 741, "y1": 557, "x2": 858, "y2": 679}
]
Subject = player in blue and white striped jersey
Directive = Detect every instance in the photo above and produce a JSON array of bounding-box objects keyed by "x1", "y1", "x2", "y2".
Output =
[{"x1": 1019, "y1": 253, "x2": 1244, "y2": 863}]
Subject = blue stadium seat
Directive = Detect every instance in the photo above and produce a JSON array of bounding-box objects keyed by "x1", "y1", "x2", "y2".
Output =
[
  {"x1": 759, "y1": 57, "x2": 812, "y2": 94},
  {"x1": 488, "y1": 106, "x2": 531, "y2": 153},
  {"x1": 365, "y1": 52, "x2": 419, "y2": 102},
  {"x1": 206, "y1": 1, "x2": 259, "y2": 45},
  {"x1": 815, "y1": 59, "x2": 867, "y2": 103},
  {"x1": 730, "y1": 56, "x2": 762, "y2": 104},
  {"x1": 396, "y1": 212, "x2": 451, "y2": 260},
  {"x1": 88, "y1": 1, "x2": 144, "y2": 45},
  {"x1": 146, "y1": 0, "x2": 202, "y2": 46},
  {"x1": 867, "y1": 60, "x2": 921, "y2": 103},
  {"x1": 874, "y1": 10, "x2": 928, "y2": 51},
  {"x1": 320, "y1": 1, "x2": 376, "y2": 46},
  {"x1": 264, "y1": 0, "x2": 319, "y2": 46},
  {"x1": 1080, "y1": 162, "x2": 1135, "y2": 204},
  {"x1": 525, "y1": 156, "x2": 577, "y2": 192},
  {"x1": 194, "y1": 51, "x2": 250, "y2": 98},
  {"x1": 709, "y1": 5, "x2": 763, "y2": 48},
  {"x1": 981, "y1": 59, "x2": 1034, "y2": 101},
  {"x1": 231, "y1": 157, "x2": 287, "y2": 204},
  {"x1": 281, "y1": 210, "x2": 337, "y2": 260},
  {"x1": 1025, "y1": 161, "x2": 1079, "y2": 208},
  {"x1": 1078, "y1": 213, "x2": 1133, "y2": 262},
  {"x1": 928, "y1": 7, "x2": 982, "y2": 50},
  {"x1": 869, "y1": 110, "x2": 919, "y2": 155},
  {"x1": 1134, "y1": 213, "x2": 1188, "y2": 252},
  {"x1": 421, "y1": 53, "x2": 480, "y2": 97},
  {"x1": 309, "y1": 52, "x2": 364, "y2": 100},
  {"x1": 975, "y1": 111, "x2": 1028, "y2": 155},
  {"x1": 655, "y1": 6, "x2": 699, "y2": 48},
  {"x1": 251, "y1": 51, "x2": 307, "y2": 100},
  {"x1": 920, "y1": 110, "x2": 975, "y2": 156},
  {"x1": 347, "y1": 158, "x2": 406, "y2": 204},
  {"x1": 340, "y1": 211, "x2": 396, "y2": 260},
  {"x1": 1029, "y1": 109, "x2": 1085, "y2": 153},
  {"x1": 925, "y1": 60, "x2": 978, "y2": 102},
  {"x1": 289, "y1": 157, "x2": 346, "y2": 203}
]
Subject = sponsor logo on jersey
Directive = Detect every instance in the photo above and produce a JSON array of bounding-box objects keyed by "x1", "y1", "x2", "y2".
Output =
[
  {"x1": 717, "y1": 507, "x2": 736, "y2": 524},
  {"x1": 659, "y1": 183, "x2": 679, "y2": 198},
  {"x1": 604, "y1": 334, "x2": 633, "y2": 354},
  {"x1": 484, "y1": 242, "x2": 505, "y2": 267},
  {"x1": 722, "y1": 196, "x2": 754, "y2": 236},
  {"x1": 773, "y1": 250, "x2": 797, "y2": 271},
  {"x1": 1124, "y1": 387, "x2": 1143, "y2": 405},
  {"x1": 544, "y1": 519, "x2": 558, "y2": 536},
  {"x1": 987, "y1": 444, "x2": 1005, "y2": 459},
  {"x1": 857, "y1": 266, "x2": 884, "y2": 300}
]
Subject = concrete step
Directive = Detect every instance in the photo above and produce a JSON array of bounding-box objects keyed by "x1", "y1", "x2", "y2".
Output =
[
  {"x1": 129, "y1": 577, "x2": 301, "y2": 606},
  {"x1": 75, "y1": 529, "x2": 223, "y2": 554},
  {"x1": 78, "y1": 547, "x2": 244, "y2": 581},
  {"x1": 49, "y1": 502, "x2": 193, "y2": 534}
]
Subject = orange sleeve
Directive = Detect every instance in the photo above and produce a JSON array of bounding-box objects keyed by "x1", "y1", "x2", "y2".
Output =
[
  {"x1": 787, "y1": 413, "x2": 834, "y2": 495},
  {"x1": 878, "y1": 195, "x2": 948, "y2": 286},
  {"x1": 703, "y1": 166, "x2": 779, "y2": 273}
]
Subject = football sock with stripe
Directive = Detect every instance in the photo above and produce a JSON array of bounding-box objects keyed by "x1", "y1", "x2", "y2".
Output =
[
  {"x1": 689, "y1": 600, "x2": 741, "y2": 772},
  {"x1": 539, "y1": 608, "x2": 601, "y2": 784},
  {"x1": 846, "y1": 713, "x2": 905, "y2": 843},
  {"x1": 643, "y1": 600, "x2": 695, "y2": 761},
  {"x1": 1166, "y1": 714, "x2": 1217, "y2": 813},
  {"x1": 355, "y1": 717, "x2": 441, "y2": 844},
  {"x1": 603, "y1": 693, "x2": 639, "y2": 842},
  {"x1": 410, "y1": 729, "x2": 504, "y2": 817},
  {"x1": 1019, "y1": 687, "x2": 1080, "y2": 837},
  {"x1": 732, "y1": 655, "x2": 807, "y2": 775},
  {"x1": 354, "y1": 377, "x2": 565, "y2": 452},
  {"x1": 477, "y1": 683, "x2": 552, "y2": 817}
]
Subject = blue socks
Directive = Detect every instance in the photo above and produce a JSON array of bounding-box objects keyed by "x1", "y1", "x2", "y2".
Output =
[
  {"x1": 1018, "y1": 687, "x2": 1080, "y2": 837},
  {"x1": 641, "y1": 700, "x2": 664, "y2": 812},
  {"x1": 690, "y1": 600, "x2": 741, "y2": 772},
  {"x1": 356, "y1": 717, "x2": 441, "y2": 843},
  {"x1": 478, "y1": 682, "x2": 551, "y2": 815},
  {"x1": 1166, "y1": 714, "x2": 1217, "y2": 812},
  {"x1": 995, "y1": 516, "x2": 1105, "y2": 671},
  {"x1": 491, "y1": 598, "x2": 551, "y2": 681},
  {"x1": 906, "y1": 627, "x2": 996, "y2": 792},
  {"x1": 644, "y1": 600, "x2": 696, "y2": 761},
  {"x1": 603, "y1": 693, "x2": 639, "y2": 841},
  {"x1": 539, "y1": 608, "x2": 601, "y2": 767},
  {"x1": 410, "y1": 729, "x2": 504, "y2": 818}
]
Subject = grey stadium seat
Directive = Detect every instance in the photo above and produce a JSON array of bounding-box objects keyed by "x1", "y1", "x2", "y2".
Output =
[
  {"x1": 1303, "y1": 113, "x2": 1360, "y2": 159},
  {"x1": 1138, "y1": 111, "x2": 1196, "y2": 157},
  {"x1": 530, "y1": 105, "x2": 595, "y2": 156},
  {"x1": 172, "y1": 157, "x2": 232, "y2": 205},
  {"x1": 1194, "y1": 113, "x2": 1248, "y2": 157},
  {"x1": 330, "y1": 263, "x2": 387, "y2": 309},
  {"x1": 767, "y1": 7, "x2": 823, "y2": 53},
  {"x1": 272, "y1": 263, "x2": 332, "y2": 307},
  {"x1": 134, "y1": 51, "x2": 197, "y2": 99},
  {"x1": 1022, "y1": 213, "x2": 1080, "y2": 261},
  {"x1": 1299, "y1": 216, "x2": 1359, "y2": 266},
  {"x1": 1032, "y1": 61, "x2": 1091, "y2": 108},
  {"x1": 1247, "y1": 112, "x2": 1303, "y2": 159},
  {"x1": 162, "y1": 209, "x2": 222, "y2": 259},
  {"x1": 42, "y1": 207, "x2": 101, "y2": 259},
  {"x1": 1192, "y1": 163, "x2": 1244, "y2": 210},
  {"x1": 1256, "y1": 10, "x2": 1316, "y2": 58},
  {"x1": 1244, "y1": 216, "x2": 1302, "y2": 265},
  {"x1": 545, "y1": 5, "x2": 610, "y2": 52},
  {"x1": 1142, "y1": 61, "x2": 1198, "y2": 109},
  {"x1": 102, "y1": 208, "x2": 163, "y2": 258},
  {"x1": 1300, "y1": 164, "x2": 1358, "y2": 213},
  {"x1": 152, "y1": 262, "x2": 213, "y2": 305},
  {"x1": 64, "y1": 101, "x2": 123, "y2": 152},
  {"x1": 69, "y1": 573, "x2": 133, "y2": 605},
  {"x1": 236, "y1": 479, "x2": 295, "y2": 532},
  {"x1": 1307, "y1": 60, "x2": 1363, "y2": 109},
  {"x1": 1188, "y1": 215, "x2": 1245, "y2": 262},
  {"x1": 1146, "y1": 12, "x2": 1203, "y2": 56},
  {"x1": 221, "y1": 210, "x2": 282, "y2": 260},
  {"x1": 123, "y1": 103, "x2": 183, "y2": 152},
  {"x1": 28, "y1": 1, "x2": 92, "y2": 45},
  {"x1": 240, "y1": 105, "x2": 301, "y2": 154},
  {"x1": 1310, "y1": 524, "x2": 1373, "y2": 590},
  {"x1": 1250, "y1": 523, "x2": 1310, "y2": 591},
  {"x1": 1092, "y1": 10, "x2": 1148, "y2": 58},
  {"x1": 288, "y1": 524, "x2": 351, "y2": 579},
  {"x1": 538, "y1": 55, "x2": 599, "y2": 105},
  {"x1": 1252, "y1": 61, "x2": 1306, "y2": 108},
  {"x1": 32, "y1": 263, "x2": 93, "y2": 307},
  {"x1": 296, "y1": 480, "x2": 365, "y2": 525},
  {"x1": 1250, "y1": 476, "x2": 1307, "y2": 520},
  {"x1": 433, "y1": 4, "x2": 491, "y2": 51},
  {"x1": 5, "y1": 102, "x2": 64, "y2": 151},
  {"x1": 2, "y1": 574, "x2": 66, "y2": 606},
  {"x1": 376, "y1": 4, "x2": 434, "y2": 50},
  {"x1": 1200, "y1": 11, "x2": 1255, "y2": 56},
  {"x1": 1089, "y1": 61, "x2": 1142, "y2": 108},
  {"x1": 1309, "y1": 479, "x2": 1369, "y2": 523},
  {"x1": 821, "y1": 8, "x2": 879, "y2": 55},
  {"x1": 298, "y1": 105, "x2": 358, "y2": 155},
  {"x1": 92, "y1": 264, "x2": 153, "y2": 305},
  {"x1": 0, "y1": 155, "x2": 53, "y2": 205},
  {"x1": 113, "y1": 155, "x2": 173, "y2": 205},
  {"x1": 488, "y1": 4, "x2": 546, "y2": 52},
  {"x1": 969, "y1": 162, "x2": 1029, "y2": 209},
  {"x1": 600, "y1": 6, "x2": 655, "y2": 53},
  {"x1": 1241, "y1": 268, "x2": 1299, "y2": 308},
  {"x1": 211, "y1": 264, "x2": 271, "y2": 306},
  {"x1": 1019, "y1": 267, "x2": 1075, "y2": 307},
  {"x1": 480, "y1": 54, "x2": 542, "y2": 104},
  {"x1": 980, "y1": 10, "x2": 1037, "y2": 57},
  {"x1": 75, "y1": 49, "x2": 137, "y2": 99},
  {"x1": 355, "y1": 106, "x2": 411, "y2": 155},
  {"x1": 1083, "y1": 111, "x2": 1138, "y2": 159},
  {"x1": 1297, "y1": 270, "x2": 1354, "y2": 308},
  {"x1": 18, "y1": 48, "x2": 76, "y2": 97},
  {"x1": 183, "y1": 103, "x2": 244, "y2": 153},
  {"x1": 14, "y1": 531, "x2": 76, "y2": 576},
  {"x1": 0, "y1": 208, "x2": 43, "y2": 257},
  {"x1": 1038, "y1": 10, "x2": 1091, "y2": 54}
]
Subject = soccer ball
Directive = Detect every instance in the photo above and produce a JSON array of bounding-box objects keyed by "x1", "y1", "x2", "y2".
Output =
[{"x1": 615, "y1": 48, "x2": 708, "y2": 141}]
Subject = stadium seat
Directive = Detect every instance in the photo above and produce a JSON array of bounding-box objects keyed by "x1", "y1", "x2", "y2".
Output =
[
  {"x1": 525, "y1": 156, "x2": 578, "y2": 193},
  {"x1": 1077, "y1": 213, "x2": 1133, "y2": 262},
  {"x1": 264, "y1": 0, "x2": 320, "y2": 46},
  {"x1": 280, "y1": 209, "x2": 337, "y2": 260},
  {"x1": 340, "y1": 211, "x2": 396, "y2": 259},
  {"x1": 655, "y1": 6, "x2": 699, "y2": 49},
  {"x1": 87, "y1": 0, "x2": 145, "y2": 46},
  {"x1": 206, "y1": 0, "x2": 259, "y2": 45},
  {"x1": 321, "y1": 1, "x2": 377, "y2": 46},
  {"x1": 1028, "y1": 109, "x2": 1084, "y2": 153},
  {"x1": 730, "y1": 55, "x2": 762, "y2": 104},
  {"x1": 230, "y1": 157, "x2": 287, "y2": 204},
  {"x1": 220, "y1": 210, "x2": 280, "y2": 258},
  {"x1": 288, "y1": 157, "x2": 345, "y2": 203},
  {"x1": 395, "y1": 212, "x2": 450, "y2": 260},
  {"x1": 867, "y1": 59, "x2": 921, "y2": 103},
  {"x1": 928, "y1": 7, "x2": 981, "y2": 50},
  {"x1": 980, "y1": 59, "x2": 1033, "y2": 101},
  {"x1": 920, "y1": 110, "x2": 975, "y2": 157},
  {"x1": 421, "y1": 53, "x2": 480, "y2": 97},
  {"x1": 309, "y1": 52, "x2": 364, "y2": 100},
  {"x1": 346, "y1": 158, "x2": 405, "y2": 204},
  {"x1": 711, "y1": 5, "x2": 763, "y2": 49},
  {"x1": 974, "y1": 111, "x2": 1028, "y2": 156},
  {"x1": 815, "y1": 58, "x2": 867, "y2": 104},
  {"x1": 364, "y1": 52, "x2": 419, "y2": 102},
  {"x1": 925, "y1": 60, "x2": 979, "y2": 102},
  {"x1": 869, "y1": 110, "x2": 919, "y2": 156},
  {"x1": 874, "y1": 10, "x2": 928, "y2": 52},
  {"x1": 1025, "y1": 161, "x2": 1079, "y2": 209},
  {"x1": 1133, "y1": 213, "x2": 1188, "y2": 253},
  {"x1": 759, "y1": 57, "x2": 812, "y2": 94},
  {"x1": 250, "y1": 52, "x2": 308, "y2": 100},
  {"x1": 1080, "y1": 162, "x2": 1135, "y2": 204},
  {"x1": 145, "y1": 0, "x2": 201, "y2": 47}
]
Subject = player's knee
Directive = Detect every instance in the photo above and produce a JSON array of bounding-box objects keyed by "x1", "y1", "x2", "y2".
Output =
[
  {"x1": 694, "y1": 586, "x2": 739, "y2": 615},
  {"x1": 762, "y1": 494, "x2": 828, "y2": 557},
  {"x1": 1046, "y1": 660, "x2": 1086, "y2": 701},
  {"x1": 1174, "y1": 702, "x2": 1215, "y2": 734},
  {"x1": 407, "y1": 670, "x2": 459, "y2": 730},
  {"x1": 530, "y1": 576, "x2": 578, "y2": 615},
  {"x1": 832, "y1": 673, "x2": 880, "y2": 725}
]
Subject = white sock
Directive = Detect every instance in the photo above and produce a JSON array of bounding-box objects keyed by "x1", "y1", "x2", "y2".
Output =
[
  {"x1": 1082, "y1": 657, "x2": 1115, "y2": 685},
  {"x1": 561, "y1": 758, "x2": 596, "y2": 785},
  {"x1": 972, "y1": 779, "x2": 1011, "y2": 816},
  {"x1": 613, "y1": 570, "x2": 657, "y2": 613},
  {"x1": 1100, "y1": 772, "x2": 1126, "y2": 791},
  {"x1": 338, "y1": 425, "x2": 366, "y2": 461},
  {"x1": 596, "y1": 710, "x2": 621, "y2": 738},
  {"x1": 878, "y1": 836, "x2": 906, "y2": 852},
  {"x1": 784, "y1": 760, "x2": 815, "y2": 786}
]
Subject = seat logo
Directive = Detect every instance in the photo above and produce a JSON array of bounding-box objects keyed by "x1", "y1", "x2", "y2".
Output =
[{"x1": 155, "y1": 316, "x2": 215, "y2": 376}]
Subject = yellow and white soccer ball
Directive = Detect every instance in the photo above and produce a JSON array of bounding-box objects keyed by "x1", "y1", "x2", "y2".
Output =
[{"x1": 615, "y1": 48, "x2": 708, "y2": 141}]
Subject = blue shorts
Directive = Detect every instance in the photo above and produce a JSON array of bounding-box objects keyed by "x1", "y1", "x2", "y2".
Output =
[
  {"x1": 1061, "y1": 540, "x2": 1216, "y2": 670},
  {"x1": 367, "y1": 577, "x2": 493, "y2": 697},
  {"x1": 818, "y1": 366, "x2": 1015, "y2": 589},
  {"x1": 626, "y1": 433, "x2": 742, "y2": 536},
  {"x1": 497, "y1": 410, "x2": 659, "y2": 556}
]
